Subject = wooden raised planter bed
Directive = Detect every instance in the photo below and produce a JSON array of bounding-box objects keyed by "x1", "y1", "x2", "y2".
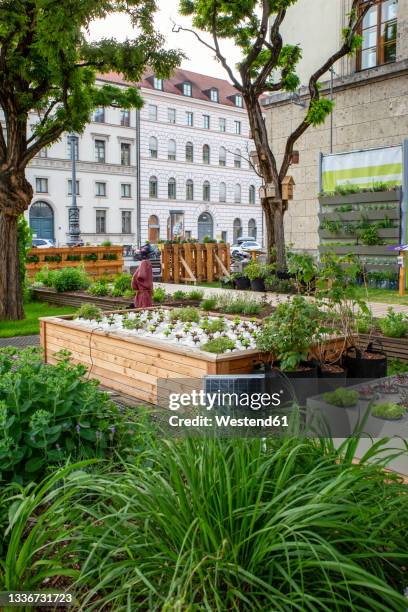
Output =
[
  {"x1": 319, "y1": 188, "x2": 401, "y2": 207},
  {"x1": 33, "y1": 287, "x2": 130, "y2": 310},
  {"x1": 27, "y1": 246, "x2": 124, "y2": 279}
]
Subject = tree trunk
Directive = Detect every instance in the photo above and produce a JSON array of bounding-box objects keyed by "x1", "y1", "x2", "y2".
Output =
[
  {"x1": 273, "y1": 203, "x2": 286, "y2": 271},
  {"x1": 263, "y1": 203, "x2": 275, "y2": 263},
  {"x1": 0, "y1": 210, "x2": 24, "y2": 320}
]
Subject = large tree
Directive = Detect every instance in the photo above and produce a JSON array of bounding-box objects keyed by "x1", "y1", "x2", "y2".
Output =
[
  {"x1": 0, "y1": 0, "x2": 182, "y2": 321},
  {"x1": 176, "y1": 0, "x2": 374, "y2": 269}
]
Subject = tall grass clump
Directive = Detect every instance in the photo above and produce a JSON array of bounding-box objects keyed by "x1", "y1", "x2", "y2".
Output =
[{"x1": 5, "y1": 435, "x2": 403, "y2": 610}]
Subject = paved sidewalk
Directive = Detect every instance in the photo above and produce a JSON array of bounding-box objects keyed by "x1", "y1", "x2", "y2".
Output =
[
  {"x1": 0, "y1": 335, "x2": 40, "y2": 348},
  {"x1": 156, "y1": 282, "x2": 408, "y2": 318}
]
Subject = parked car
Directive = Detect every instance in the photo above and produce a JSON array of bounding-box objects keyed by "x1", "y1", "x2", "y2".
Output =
[
  {"x1": 32, "y1": 238, "x2": 54, "y2": 248},
  {"x1": 231, "y1": 240, "x2": 262, "y2": 256}
]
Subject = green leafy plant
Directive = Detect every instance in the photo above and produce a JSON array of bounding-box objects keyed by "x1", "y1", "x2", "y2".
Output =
[
  {"x1": 152, "y1": 287, "x2": 167, "y2": 303},
  {"x1": 323, "y1": 387, "x2": 359, "y2": 407},
  {"x1": 256, "y1": 297, "x2": 324, "y2": 371},
  {"x1": 0, "y1": 348, "x2": 132, "y2": 485},
  {"x1": 358, "y1": 225, "x2": 382, "y2": 246},
  {"x1": 244, "y1": 260, "x2": 274, "y2": 281},
  {"x1": 26, "y1": 254, "x2": 40, "y2": 264},
  {"x1": 287, "y1": 252, "x2": 317, "y2": 293},
  {"x1": 102, "y1": 252, "x2": 118, "y2": 261},
  {"x1": 83, "y1": 252, "x2": 98, "y2": 262},
  {"x1": 201, "y1": 337, "x2": 235, "y2": 353},
  {"x1": 387, "y1": 358, "x2": 408, "y2": 377},
  {"x1": 75, "y1": 304, "x2": 103, "y2": 321},
  {"x1": 371, "y1": 402, "x2": 406, "y2": 420},
  {"x1": 49, "y1": 267, "x2": 90, "y2": 293},
  {"x1": 66, "y1": 254, "x2": 82, "y2": 262},
  {"x1": 356, "y1": 312, "x2": 373, "y2": 334},
  {"x1": 187, "y1": 289, "x2": 204, "y2": 301},
  {"x1": 88, "y1": 280, "x2": 110, "y2": 297},
  {"x1": 44, "y1": 254, "x2": 62, "y2": 263},
  {"x1": 172, "y1": 290, "x2": 187, "y2": 300},
  {"x1": 200, "y1": 317, "x2": 227, "y2": 333},
  {"x1": 378, "y1": 308, "x2": 408, "y2": 338},
  {"x1": 320, "y1": 219, "x2": 342, "y2": 234},
  {"x1": 217, "y1": 295, "x2": 263, "y2": 316},
  {"x1": 200, "y1": 296, "x2": 218, "y2": 311},
  {"x1": 101, "y1": 240, "x2": 112, "y2": 247},
  {"x1": 111, "y1": 273, "x2": 132, "y2": 297},
  {"x1": 169, "y1": 307, "x2": 199, "y2": 323}
]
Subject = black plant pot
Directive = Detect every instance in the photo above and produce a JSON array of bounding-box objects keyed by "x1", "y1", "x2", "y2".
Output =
[
  {"x1": 264, "y1": 361, "x2": 318, "y2": 406},
  {"x1": 318, "y1": 364, "x2": 347, "y2": 395},
  {"x1": 234, "y1": 275, "x2": 251, "y2": 290},
  {"x1": 250, "y1": 277, "x2": 266, "y2": 292},
  {"x1": 343, "y1": 343, "x2": 387, "y2": 381},
  {"x1": 277, "y1": 271, "x2": 295, "y2": 281}
]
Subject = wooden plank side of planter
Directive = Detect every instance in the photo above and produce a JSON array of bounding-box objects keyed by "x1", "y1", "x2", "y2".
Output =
[
  {"x1": 319, "y1": 209, "x2": 400, "y2": 222},
  {"x1": 319, "y1": 189, "x2": 401, "y2": 206},
  {"x1": 33, "y1": 288, "x2": 130, "y2": 310},
  {"x1": 358, "y1": 333, "x2": 408, "y2": 362}
]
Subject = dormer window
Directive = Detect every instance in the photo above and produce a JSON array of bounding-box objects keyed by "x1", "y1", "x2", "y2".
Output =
[
  {"x1": 153, "y1": 77, "x2": 163, "y2": 90},
  {"x1": 183, "y1": 81, "x2": 192, "y2": 96},
  {"x1": 235, "y1": 94, "x2": 243, "y2": 108},
  {"x1": 210, "y1": 88, "x2": 219, "y2": 102}
]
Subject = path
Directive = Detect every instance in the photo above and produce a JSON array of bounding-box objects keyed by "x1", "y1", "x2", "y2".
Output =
[
  {"x1": 0, "y1": 335, "x2": 40, "y2": 348},
  {"x1": 156, "y1": 282, "x2": 408, "y2": 318}
]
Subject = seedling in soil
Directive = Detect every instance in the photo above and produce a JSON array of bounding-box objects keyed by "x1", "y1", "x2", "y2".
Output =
[
  {"x1": 175, "y1": 333, "x2": 183, "y2": 342},
  {"x1": 375, "y1": 381, "x2": 399, "y2": 395},
  {"x1": 163, "y1": 328, "x2": 172, "y2": 338},
  {"x1": 359, "y1": 386, "x2": 377, "y2": 401},
  {"x1": 193, "y1": 336, "x2": 201, "y2": 345},
  {"x1": 107, "y1": 315, "x2": 116, "y2": 327}
]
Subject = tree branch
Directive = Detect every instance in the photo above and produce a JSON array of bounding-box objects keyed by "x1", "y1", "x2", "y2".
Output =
[
  {"x1": 239, "y1": 0, "x2": 270, "y2": 80},
  {"x1": 279, "y1": 0, "x2": 375, "y2": 181},
  {"x1": 26, "y1": 99, "x2": 62, "y2": 146},
  {"x1": 254, "y1": 9, "x2": 286, "y2": 94}
]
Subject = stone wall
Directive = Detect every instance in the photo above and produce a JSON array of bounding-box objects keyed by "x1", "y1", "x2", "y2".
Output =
[{"x1": 264, "y1": 64, "x2": 408, "y2": 252}]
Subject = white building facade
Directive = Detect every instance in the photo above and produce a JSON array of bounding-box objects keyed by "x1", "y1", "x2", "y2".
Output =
[{"x1": 24, "y1": 69, "x2": 263, "y2": 247}]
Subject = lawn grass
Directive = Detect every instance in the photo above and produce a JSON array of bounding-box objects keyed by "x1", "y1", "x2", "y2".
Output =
[
  {"x1": 0, "y1": 302, "x2": 75, "y2": 338},
  {"x1": 355, "y1": 287, "x2": 408, "y2": 306}
]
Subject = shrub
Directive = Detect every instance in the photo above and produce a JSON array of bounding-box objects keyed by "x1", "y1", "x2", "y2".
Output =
[
  {"x1": 88, "y1": 280, "x2": 110, "y2": 297},
  {"x1": 152, "y1": 287, "x2": 167, "y2": 303},
  {"x1": 244, "y1": 260, "x2": 274, "y2": 281},
  {"x1": 47, "y1": 267, "x2": 90, "y2": 293},
  {"x1": 378, "y1": 308, "x2": 408, "y2": 338},
  {"x1": 112, "y1": 273, "x2": 132, "y2": 297},
  {"x1": 44, "y1": 254, "x2": 62, "y2": 263},
  {"x1": 356, "y1": 312, "x2": 373, "y2": 334},
  {"x1": 83, "y1": 252, "x2": 98, "y2": 262},
  {"x1": 201, "y1": 337, "x2": 235, "y2": 353},
  {"x1": 66, "y1": 254, "x2": 81, "y2": 262},
  {"x1": 200, "y1": 296, "x2": 218, "y2": 311},
  {"x1": 26, "y1": 254, "x2": 40, "y2": 264},
  {"x1": 388, "y1": 358, "x2": 408, "y2": 377},
  {"x1": 217, "y1": 295, "x2": 262, "y2": 316},
  {"x1": 187, "y1": 289, "x2": 204, "y2": 301},
  {"x1": 323, "y1": 387, "x2": 359, "y2": 407},
  {"x1": 0, "y1": 348, "x2": 132, "y2": 485},
  {"x1": 75, "y1": 304, "x2": 103, "y2": 321},
  {"x1": 372, "y1": 402, "x2": 406, "y2": 420},
  {"x1": 102, "y1": 253, "x2": 118, "y2": 261},
  {"x1": 169, "y1": 307, "x2": 199, "y2": 323},
  {"x1": 172, "y1": 290, "x2": 187, "y2": 300},
  {"x1": 101, "y1": 240, "x2": 112, "y2": 247},
  {"x1": 34, "y1": 265, "x2": 57, "y2": 287}
]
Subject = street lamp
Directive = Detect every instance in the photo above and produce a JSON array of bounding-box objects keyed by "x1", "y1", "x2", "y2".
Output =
[{"x1": 67, "y1": 132, "x2": 82, "y2": 245}]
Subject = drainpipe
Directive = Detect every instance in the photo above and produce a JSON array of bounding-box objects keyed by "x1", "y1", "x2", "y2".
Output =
[{"x1": 135, "y1": 108, "x2": 141, "y2": 248}]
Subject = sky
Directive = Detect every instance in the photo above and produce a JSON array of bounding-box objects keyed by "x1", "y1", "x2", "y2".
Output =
[{"x1": 87, "y1": 0, "x2": 243, "y2": 82}]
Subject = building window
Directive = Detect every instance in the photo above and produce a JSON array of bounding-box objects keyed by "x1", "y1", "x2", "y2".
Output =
[
  {"x1": 153, "y1": 77, "x2": 163, "y2": 90},
  {"x1": 95, "y1": 182, "x2": 107, "y2": 197},
  {"x1": 67, "y1": 137, "x2": 79, "y2": 160},
  {"x1": 210, "y1": 88, "x2": 219, "y2": 102},
  {"x1": 149, "y1": 176, "x2": 158, "y2": 198},
  {"x1": 235, "y1": 94, "x2": 243, "y2": 108},
  {"x1": 221, "y1": 230, "x2": 227, "y2": 242},
  {"x1": 168, "y1": 108, "x2": 176, "y2": 123},
  {"x1": 183, "y1": 81, "x2": 192, "y2": 96},
  {"x1": 358, "y1": 0, "x2": 398, "y2": 70},
  {"x1": 36, "y1": 178, "x2": 48, "y2": 193},
  {"x1": 234, "y1": 183, "x2": 241, "y2": 204},
  {"x1": 120, "y1": 109, "x2": 130, "y2": 127},
  {"x1": 68, "y1": 179, "x2": 80, "y2": 196},
  {"x1": 121, "y1": 183, "x2": 131, "y2": 198},
  {"x1": 95, "y1": 139, "x2": 106, "y2": 163},
  {"x1": 248, "y1": 218, "x2": 257, "y2": 239},
  {"x1": 203, "y1": 114, "x2": 210, "y2": 129},
  {"x1": 233, "y1": 218, "x2": 242, "y2": 242},
  {"x1": 219, "y1": 117, "x2": 226, "y2": 132},
  {"x1": 149, "y1": 136, "x2": 158, "y2": 158},
  {"x1": 219, "y1": 182, "x2": 226, "y2": 203},
  {"x1": 203, "y1": 144, "x2": 210, "y2": 164},
  {"x1": 121, "y1": 142, "x2": 131, "y2": 166},
  {"x1": 168, "y1": 177, "x2": 176, "y2": 200},
  {"x1": 219, "y1": 146, "x2": 226, "y2": 166},
  {"x1": 234, "y1": 148, "x2": 241, "y2": 168},
  {"x1": 186, "y1": 179, "x2": 194, "y2": 201},
  {"x1": 149, "y1": 104, "x2": 158, "y2": 121},
  {"x1": 186, "y1": 111, "x2": 194, "y2": 126},
  {"x1": 122, "y1": 211, "x2": 132, "y2": 234},
  {"x1": 249, "y1": 184, "x2": 256, "y2": 205},
  {"x1": 186, "y1": 141, "x2": 194, "y2": 162},
  {"x1": 96, "y1": 210, "x2": 106, "y2": 234},
  {"x1": 168, "y1": 139, "x2": 176, "y2": 161},
  {"x1": 234, "y1": 120, "x2": 241, "y2": 135},
  {"x1": 203, "y1": 180, "x2": 210, "y2": 202},
  {"x1": 93, "y1": 108, "x2": 105, "y2": 123},
  {"x1": 38, "y1": 148, "x2": 48, "y2": 158}
]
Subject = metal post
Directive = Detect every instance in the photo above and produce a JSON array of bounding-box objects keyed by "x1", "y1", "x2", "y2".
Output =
[
  {"x1": 135, "y1": 109, "x2": 141, "y2": 249},
  {"x1": 329, "y1": 68, "x2": 334, "y2": 154},
  {"x1": 67, "y1": 133, "x2": 81, "y2": 245}
]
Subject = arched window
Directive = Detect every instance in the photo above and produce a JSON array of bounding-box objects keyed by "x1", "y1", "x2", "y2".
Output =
[
  {"x1": 219, "y1": 182, "x2": 226, "y2": 203},
  {"x1": 148, "y1": 215, "x2": 160, "y2": 243},
  {"x1": 248, "y1": 218, "x2": 257, "y2": 239},
  {"x1": 186, "y1": 179, "x2": 194, "y2": 201},
  {"x1": 198, "y1": 212, "x2": 214, "y2": 241},
  {"x1": 249, "y1": 184, "x2": 256, "y2": 205},
  {"x1": 234, "y1": 183, "x2": 241, "y2": 204},
  {"x1": 168, "y1": 139, "x2": 176, "y2": 160},
  {"x1": 149, "y1": 136, "x2": 158, "y2": 159},
  {"x1": 29, "y1": 201, "x2": 55, "y2": 241},
  {"x1": 149, "y1": 176, "x2": 158, "y2": 198},
  {"x1": 168, "y1": 178, "x2": 176, "y2": 200},
  {"x1": 203, "y1": 144, "x2": 210, "y2": 165},
  {"x1": 234, "y1": 148, "x2": 241, "y2": 168},
  {"x1": 219, "y1": 146, "x2": 226, "y2": 166},
  {"x1": 203, "y1": 181, "x2": 210, "y2": 202},
  {"x1": 233, "y1": 218, "x2": 242, "y2": 243},
  {"x1": 186, "y1": 141, "x2": 194, "y2": 163}
]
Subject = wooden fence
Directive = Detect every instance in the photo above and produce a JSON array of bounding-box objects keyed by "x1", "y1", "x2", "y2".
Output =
[
  {"x1": 162, "y1": 243, "x2": 231, "y2": 283},
  {"x1": 26, "y1": 246, "x2": 124, "y2": 279}
]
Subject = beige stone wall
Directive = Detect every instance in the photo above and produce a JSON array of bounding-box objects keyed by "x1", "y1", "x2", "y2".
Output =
[{"x1": 265, "y1": 70, "x2": 408, "y2": 252}]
